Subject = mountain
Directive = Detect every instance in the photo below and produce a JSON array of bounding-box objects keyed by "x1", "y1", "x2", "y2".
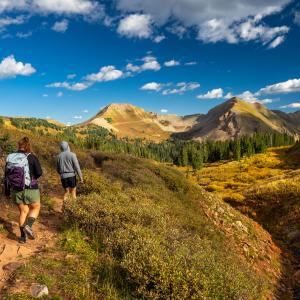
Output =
[
  {"x1": 178, "y1": 97, "x2": 300, "y2": 140},
  {"x1": 82, "y1": 103, "x2": 201, "y2": 141},
  {"x1": 82, "y1": 99, "x2": 300, "y2": 141}
]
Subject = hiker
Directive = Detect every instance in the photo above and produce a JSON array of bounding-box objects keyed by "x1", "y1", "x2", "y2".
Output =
[
  {"x1": 56, "y1": 141, "x2": 83, "y2": 200},
  {"x1": 4, "y1": 137, "x2": 43, "y2": 244}
]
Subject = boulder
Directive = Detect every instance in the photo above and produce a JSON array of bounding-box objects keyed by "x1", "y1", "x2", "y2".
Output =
[{"x1": 30, "y1": 283, "x2": 49, "y2": 298}]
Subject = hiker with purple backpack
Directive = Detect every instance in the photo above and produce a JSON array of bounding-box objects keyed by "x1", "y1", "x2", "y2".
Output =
[{"x1": 4, "y1": 137, "x2": 43, "y2": 244}]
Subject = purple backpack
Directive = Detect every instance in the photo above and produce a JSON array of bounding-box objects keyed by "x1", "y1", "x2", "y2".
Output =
[{"x1": 5, "y1": 153, "x2": 34, "y2": 191}]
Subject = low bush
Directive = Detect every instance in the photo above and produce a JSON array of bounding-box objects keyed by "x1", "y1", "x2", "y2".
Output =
[{"x1": 64, "y1": 158, "x2": 264, "y2": 299}]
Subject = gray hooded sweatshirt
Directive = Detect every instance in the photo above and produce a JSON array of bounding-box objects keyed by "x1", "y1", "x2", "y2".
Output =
[{"x1": 56, "y1": 141, "x2": 83, "y2": 180}]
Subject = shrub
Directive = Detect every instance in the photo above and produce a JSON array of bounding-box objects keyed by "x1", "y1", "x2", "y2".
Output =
[{"x1": 64, "y1": 164, "x2": 264, "y2": 299}]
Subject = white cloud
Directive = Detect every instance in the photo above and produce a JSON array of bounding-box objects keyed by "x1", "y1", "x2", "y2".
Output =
[
  {"x1": 160, "y1": 109, "x2": 168, "y2": 113},
  {"x1": 167, "y1": 25, "x2": 187, "y2": 38},
  {"x1": 67, "y1": 73, "x2": 76, "y2": 79},
  {"x1": 52, "y1": 19, "x2": 69, "y2": 33},
  {"x1": 280, "y1": 103, "x2": 300, "y2": 109},
  {"x1": 236, "y1": 17, "x2": 289, "y2": 43},
  {"x1": 47, "y1": 81, "x2": 90, "y2": 91},
  {"x1": 0, "y1": 15, "x2": 26, "y2": 31},
  {"x1": 153, "y1": 35, "x2": 165, "y2": 43},
  {"x1": 57, "y1": 91, "x2": 63, "y2": 97},
  {"x1": 126, "y1": 56, "x2": 161, "y2": 73},
  {"x1": 141, "y1": 82, "x2": 162, "y2": 91},
  {"x1": 83, "y1": 109, "x2": 89, "y2": 113},
  {"x1": 163, "y1": 82, "x2": 200, "y2": 95},
  {"x1": 197, "y1": 88, "x2": 223, "y2": 99},
  {"x1": 117, "y1": 14, "x2": 153, "y2": 39},
  {"x1": 185, "y1": 61, "x2": 197, "y2": 66},
  {"x1": 43, "y1": 94, "x2": 48, "y2": 97},
  {"x1": 164, "y1": 60, "x2": 180, "y2": 67},
  {"x1": 0, "y1": 1, "x2": 104, "y2": 23},
  {"x1": 232, "y1": 90, "x2": 274, "y2": 104},
  {"x1": 73, "y1": 115, "x2": 83, "y2": 119},
  {"x1": 32, "y1": 0, "x2": 102, "y2": 17},
  {"x1": 116, "y1": 0, "x2": 291, "y2": 46},
  {"x1": 85, "y1": 66, "x2": 123, "y2": 82},
  {"x1": 257, "y1": 78, "x2": 300, "y2": 95},
  {"x1": 0, "y1": 55, "x2": 36, "y2": 79},
  {"x1": 268, "y1": 36, "x2": 285, "y2": 48},
  {"x1": 16, "y1": 31, "x2": 32, "y2": 38}
]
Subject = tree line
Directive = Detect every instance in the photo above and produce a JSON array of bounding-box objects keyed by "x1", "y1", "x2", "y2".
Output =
[
  {"x1": 72, "y1": 132, "x2": 295, "y2": 170},
  {"x1": 1, "y1": 118, "x2": 296, "y2": 170}
]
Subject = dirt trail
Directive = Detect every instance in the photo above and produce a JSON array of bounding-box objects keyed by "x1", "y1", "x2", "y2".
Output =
[{"x1": 0, "y1": 195, "x2": 63, "y2": 293}]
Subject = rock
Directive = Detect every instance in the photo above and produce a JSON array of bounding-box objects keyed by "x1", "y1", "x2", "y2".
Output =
[
  {"x1": 30, "y1": 283, "x2": 49, "y2": 298},
  {"x1": 235, "y1": 221, "x2": 248, "y2": 233},
  {"x1": 3, "y1": 262, "x2": 23, "y2": 272}
]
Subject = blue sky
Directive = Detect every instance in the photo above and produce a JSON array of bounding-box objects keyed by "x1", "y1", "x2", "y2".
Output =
[{"x1": 0, "y1": 0, "x2": 300, "y2": 124}]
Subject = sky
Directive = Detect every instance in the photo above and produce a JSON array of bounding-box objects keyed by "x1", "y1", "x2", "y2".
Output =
[{"x1": 0, "y1": 0, "x2": 300, "y2": 125}]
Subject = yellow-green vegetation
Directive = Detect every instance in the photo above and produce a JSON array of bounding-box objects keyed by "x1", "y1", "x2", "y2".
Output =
[
  {"x1": 1, "y1": 127, "x2": 295, "y2": 299},
  {"x1": 61, "y1": 155, "x2": 286, "y2": 299},
  {"x1": 194, "y1": 146, "x2": 293, "y2": 203}
]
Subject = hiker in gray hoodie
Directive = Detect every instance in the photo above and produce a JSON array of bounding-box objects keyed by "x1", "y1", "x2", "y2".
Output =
[{"x1": 56, "y1": 141, "x2": 83, "y2": 200}]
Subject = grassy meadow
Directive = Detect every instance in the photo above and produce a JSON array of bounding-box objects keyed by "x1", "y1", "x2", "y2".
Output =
[{"x1": 1, "y1": 122, "x2": 299, "y2": 299}]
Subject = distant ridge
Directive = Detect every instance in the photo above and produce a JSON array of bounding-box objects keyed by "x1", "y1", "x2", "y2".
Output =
[
  {"x1": 81, "y1": 103, "x2": 201, "y2": 141},
  {"x1": 179, "y1": 97, "x2": 300, "y2": 140},
  {"x1": 80, "y1": 98, "x2": 300, "y2": 141}
]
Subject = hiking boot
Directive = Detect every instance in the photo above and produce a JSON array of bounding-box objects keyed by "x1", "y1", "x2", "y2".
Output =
[
  {"x1": 24, "y1": 225, "x2": 36, "y2": 240},
  {"x1": 18, "y1": 236, "x2": 27, "y2": 244}
]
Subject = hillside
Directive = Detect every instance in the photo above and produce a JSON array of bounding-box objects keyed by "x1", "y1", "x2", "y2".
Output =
[
  {"x1": 179, "y1": 98, "x2": 300, "y2": 141},
  {"x1": 82, "y1": 103, "x2": 201, "y2": 141},
  {"x1": 0, "y1": 125, "x2": 292, "y2": 299},
  {"x1": 2, "y1": 99, "x2": 300, "y2": 143},
  {"x1": 188, "y1": 144, "x2": 300, "y2": 297}
]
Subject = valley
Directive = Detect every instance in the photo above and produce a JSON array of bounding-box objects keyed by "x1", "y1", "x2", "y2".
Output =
[{"x1": 0, "y1": 108, "x2": 300, "y2": 299}]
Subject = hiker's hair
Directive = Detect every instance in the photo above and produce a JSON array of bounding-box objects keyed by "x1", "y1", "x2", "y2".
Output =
[{"x1": 18, "y1": 137, "x2": 31, "y2": 153}]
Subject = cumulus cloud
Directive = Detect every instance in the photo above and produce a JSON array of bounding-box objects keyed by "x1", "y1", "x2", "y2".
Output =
[
  {"x1": 0, "y1": 1, "x2": 104, "y2": 23},
  {"x1": 229, "y1": 90, "x2": 274, "y2": 104},
  {"x1": 47, "y1": 81, "x2": 90, "y2": 91},
  {"x1": 117, "y1": 14, "x2": 153, "y2": 38},
  {"x1": 280, "y1": 103, "x2": 300, "y2": 108},
  {"x1": 163, "y1": 82, "x2": 200, "y2": 95},
  {"x1": 0, "y1": 55, "x2": 36, "y2": 79},
  {"x1": 73, "y1": 115, "x2": 83, "y2": 119},
  {"x1": 126, "y1": 56, "x2": 161, "y2": 73},
  {"x1": 153, "y1": 35, "x2": 165, "y2": 43},
  {"x1": 52, "y1": 19, "x2": 69, "y2": 33},
  {"x1": 85, "y1": 66, "x2": 123, "y2": 82},
  {"x1": 141, "y1": 82, "x2": 162, "y2": 91},
  {"x1": 160, "y1": 109, "x2": 168, "y2": 113},
  {"x1": 164, "y1": 60, "x2": 180, "y2": 67},
  {"x1": 257, "y1": 78, "x2": 300, "y2": 95},
  {"x1": 197, "y1": 88, "x2": 223, "y2": 99},
  {"x1": 32, "y1": 0, "x2": 102, "y2": 17},
  {"x1": 116, "y1": 0, "x2": 291, "y2": 46}
]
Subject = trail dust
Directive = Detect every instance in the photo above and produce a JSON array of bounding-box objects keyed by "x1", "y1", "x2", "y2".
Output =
[{"x1": 0, "y1": 195, "x2": 63, "y2": 295}]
